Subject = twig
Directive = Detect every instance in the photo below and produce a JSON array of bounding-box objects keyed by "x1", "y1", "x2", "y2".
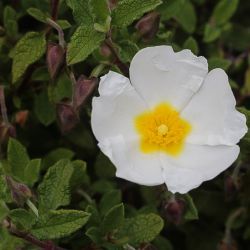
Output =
[
  {"x1": 104, "y1": 37, "x2": 129, "y2": 77},
  {"x1": 50, "y1": 0, "x2": 60, "y2": 21},
  {"x1": 6, "y1": 220, "x2": 66, "y2": 250}
]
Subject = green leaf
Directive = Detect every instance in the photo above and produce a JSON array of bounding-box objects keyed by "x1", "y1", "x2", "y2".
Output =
[
  {"x1": 203, "y1": 24, "x2": 221, "y2": 43},
  {"x1": 94, "y1": 153, "x2": 115, "y2": 179},
  {"x1": 70, "y1": 160, "x2": 88, "y2": 188},
  {"x1": 12, "y1": 32, "x2": 46, "y2": 83},
  {"x1": 242, "y1": 68, "x2": 250, "y2": 95},
  {"x1": 8, "y1": 138, "x2": 30, "y2": 180},
  {"x1": 183, "y1": 37, "x2": 199, "y2": 54},
  {"x1": 158, "y1": 0, "x2": 185, "y2": 20},
  {"x1": 23, "y1": 159, "x2": 41, "y2": 187},
  {"x1": 3, "y1": 6, "x2": 18, "y2": 37},
  {"x1": 102, "y1": 203, "x2": 124, "y2": 233},
  {"x1": 34, "y1": 89, "x2": 56, "y2": 126},
  {"x1": 86, "y1": 227, "x2": 103, "y2": 244},
  {"x1": 119, "y1": 40, "x2": 139, "y2": 62},
  {"x1": 31, "y1": 209, "x2": 90, "y2": 240},
  {"x1": 118, "y1": 213, "x2": 164, "y2": 245},
  {"x1": 67, "y1": 26, "x2": 105, "y2": 65},
  {"x1": 9, "y1": 209, "x2": 36, "y2": 230},
  {"x1": 89, "y1": 0, "x2": 110, "y2": 24},
  {"x1": 38, "y1": 159, "x2": 74, "y2": 212},
  {"x1": 57, "y1": 20, "x2": 72, "y2": 29},
  {"x1": 213, "y1": 0, "x2": 239, "y2": 26},
  {"x1": 99, "y1": 190, "x2": 122, "y2": 215},
  {"x1": 208, "y1": 57, "x2": 231, "y2": 71},
  {"x1": 0, "y1": 175, "x2": 11, "y2": 202},
  {"x1": 0, "y1": 200, "x2": 9, "y2": 222},
  {"x1": 27, "y1": 8, "x2": 49, "y2": 23},
  {"x1": 66, "y1": 0, "x2": 93, "y2": 26},
  {"x1": 42, "y1": 147, "x2": 75, "y2": 170},
  {"x1": 112, "y1": 0, "x2": 162, "y2": 28},
  {"x1": 184, "y1": 194, "x2": 198, "y2": 220},
  {"x1": 175, "y1": 0, "x2": 196, "y2": 33}
]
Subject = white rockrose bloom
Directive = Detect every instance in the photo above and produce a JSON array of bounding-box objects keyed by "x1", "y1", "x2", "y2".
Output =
[{"x1": 91, "y1": 46, "x2": 248, "y2": 194}]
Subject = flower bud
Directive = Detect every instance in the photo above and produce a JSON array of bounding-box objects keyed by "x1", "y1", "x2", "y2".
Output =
[
  {"x1": 6, "y1": 176, "x2": 32, "y2": 206},
  {"x1": 163, "y1": 198, "x2": 186, "y2": 225},
  {"x1": 108, "y1": 0, "x2": 118, "y2": 10},
  {"x1": 100, "y1": 43, "x2": 112, "y2": 58},
  {"x1": 135, "y1": 11, "x2": 160, "y2": 41},
  {"x1": 73, "y1": 75, "x2": 98, "y2": 110},
  {"x1": 46, "y1": 42, "x2": 65, "y2": 79},
  {"x1": 57, "y1": 102, "x2": 79, "y2": 133},
  {"x1": 0, "y1": 122, "x2": 16, "y2": 143},
  {"x1": 15, "y1": 110, "x2": 29, "y2": 127}
]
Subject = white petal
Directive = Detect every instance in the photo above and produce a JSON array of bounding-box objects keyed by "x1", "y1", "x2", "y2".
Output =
[
  {"x1": 91, "y1": 71, "x2": 164, "y2": 186},
  {"x1": 160, "y1": 144, "x2": 239, "y2": 194},
  {"x1": 130, "y1": 46, "x2": 208, "y2": 110},
  {"x1": 99, "y1": 136, "x2": 164, "y2": 186},
  {"x1": 91, "y1": 71, "x2": 146, "y2": 142},
  {"x1": 181, "y1": 68, "x2": 248, "y2": 146}
]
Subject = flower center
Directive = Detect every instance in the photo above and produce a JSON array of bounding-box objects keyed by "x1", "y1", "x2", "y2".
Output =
[{"x1": 134, "y1": 103, "x2": 191, "y2": 156}]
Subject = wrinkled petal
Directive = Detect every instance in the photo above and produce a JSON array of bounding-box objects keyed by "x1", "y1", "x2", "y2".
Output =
[
  {"x1": 130, "y1": 46, "x2": 208, "y2": 110},
  {"x1": 91, "y1": 71, "x2": 164, "y2": 185},
  {"x1": 181, "y1": 69, "x2": 248, "y2": 146},
  {"x1": 99, "y1": 136, "x2": 164, "y2": 186},
  {"x1": 91, "y1": 71, "x2": 146, "y2": 141},
  {"x1": 161, "y1": 144, "x2": 239, "y2": 193}
]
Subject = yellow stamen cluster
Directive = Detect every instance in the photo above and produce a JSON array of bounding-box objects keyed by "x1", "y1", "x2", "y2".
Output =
[{"x1": 135, "y1": 103, "x2": 191, "y2": 156}]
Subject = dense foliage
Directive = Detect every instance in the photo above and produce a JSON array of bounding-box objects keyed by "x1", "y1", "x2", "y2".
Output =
[{"x1": 0, "y1": 0, "x2": 250, "y2": 249}]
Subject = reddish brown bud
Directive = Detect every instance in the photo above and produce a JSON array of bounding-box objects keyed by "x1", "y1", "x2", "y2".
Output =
[
  {"x1": 136, "y1": 11, "x2": 160, "y2": 41},
  {"x1": 73, "y1": 75, "x2": 98, "y2": 110},
  {"x1": 163, "y1": 198, "x2": 186, "y2": 225},
  {"x1": 6, "y1": 176, "x2": 32, "y2": 206},
  {"x1": 218, "y1": 239, "x2": 238, "y2": 250},
  {"x1": 108, "y1": 0, "x2": 118, "y2": 10},
  {"x1": 46, "y1": 42, "x2": 65, "y2": 79},
  {"x1": 15, "y1": 110, "x2": 29, "y2": 127},
  {"x1": 57, "y1": 102, "x2": 79, "y2": 133},
  {"x1": 0, "y1": 122, "x2": 16, "y2": 143},
  {"x1": 100, "y1": 43, "x2": 112, "y2": 58}
]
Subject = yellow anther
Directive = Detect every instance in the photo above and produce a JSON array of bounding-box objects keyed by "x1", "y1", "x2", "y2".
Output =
[{"x1": 157, "y1": 124, "x2": 168, "y2": 136}]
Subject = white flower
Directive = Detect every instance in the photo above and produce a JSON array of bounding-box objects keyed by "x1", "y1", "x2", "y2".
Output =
[{"x1": 91, "y1": 46, "x2": 248, "y2": 194}]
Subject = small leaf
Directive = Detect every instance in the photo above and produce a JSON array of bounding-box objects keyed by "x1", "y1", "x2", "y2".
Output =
[
  {"x1": 0, "y1": 200, "x2": 9, "y2": 222},
  {"x1": 208, "y1": 57, "x2": 231, "y2": 71},
  {"x1": 27, "y1": 8, "x2": 49, "y2": 23},
  {"x1": 86, "y1": 227, "x2": 103, "y2": 244},
  {"x1": 102, "y1": 203, "x2": 124, "y2": 233},
  {"x1": 183, "y1": 37, "x2": 199, "y2": 54},
  {"x1": 3, "y1": 6, "x2": 18, "y2": 37},
  {"x1": 175, "y1": 0, "x2": 196, "y2": 33},
  {"x1": 118, "y1": 213, "x2": 164, "y2": 245},
  {"x1": 24, "y1": 159, "x2": 41, "y2": 187},
  {"x1": 9, "y1": 209, "x2": 36, "y2": 230},
  {"x1": 67, "y1": 26, "x2": 105, "y2": 65},
  {"x1": 89, "y1": 0, "x2": 110, "y2": 25},
  {"x1": 70, "y1": 160, "x2": 87, "y2": 188},
  {"x1": 213, "y1": 0, "x2": 239, "y2": 26},
  {"x1": 184, "y1": 194, "x2": 198, "y2": 220},
  {"x1": 99, "y1": 190, "x2": 122, "y2": 215},
  {"x1": 66, "y1": 0, "x2": 93, "y2": 26},
  {"x1": 119, "y1": 40, "x2": 139, "y2": 62},
  {"x1": 8, "y1": 138, "x2": 30, "y2": 180},
  {"x1": 31, "y1": 209, "x2": 90, "y2": 240},
  {"x1": 12, "y1": 32, "x2": 46, "y2": 83},
  {"x1": 112, "y1": 0, "x2": 162, "y2": 28},
  {"x1": 38, "y1": 159, "x2": 74, "y2": 212},
  {"x1": 203, "y1": 24, "x2": 221, "y2": 43},
  {"x1": 34, "y1": 89, "x2": 56, "y2": 126}
]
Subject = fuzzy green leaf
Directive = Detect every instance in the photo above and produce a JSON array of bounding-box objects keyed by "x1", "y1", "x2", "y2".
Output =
[
  {"x1": 9, "y1": 209, "x2": 36, "y2": 230},
  {"x1": 67, "y1": 26, "x2": 105, "y2": 65},
  {"x1": 204, "y1": 24, "x2": 221, "y2": 43},
  {"x1": 8, "y1": 138, "x2": 30, "y2": 180},
  {"x1": 12, "y1": 32, "x2": 46, "y2": 83},
  {"x1": 184, "y1": 194, "x2": 199, "y2": 220},
  {"x1": 112, "y1": 0, "x2": 162, "y2": 28},
  {"x1": 24, "y1": 159, "x2": 41, "y2": 187},
  {"x1": 213, "y1": 0, "x2": 239, "y2": 26},
  {"x1": 38, "y1": 159, "x2": 74, "y2": 212},
  {"x1": 118, "y1": 213, "x2": 164, "y2": 245},
  {"x1": 102, "y1": 203, "x2": 124, "y2": 233},
  {"x1": 27, "y1": 8, "x2": 49, "y2": 23},
  {"x1": 99, "y1": 190, "x2": 122, "y2": 215},
  {"x1": 34, "y1": 89, "x2": 56, "y2": 126},
  {"x1": 183, "y1": 37, "x2": 199, "y2": 54},
  {"x1": 31, "y1": 209, "x2": 90, "y2": 239}
]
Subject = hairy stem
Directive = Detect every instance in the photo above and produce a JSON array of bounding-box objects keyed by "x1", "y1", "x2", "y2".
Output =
[{"x1": 26, "y1": 199, "x2": 39, "y2": 217}]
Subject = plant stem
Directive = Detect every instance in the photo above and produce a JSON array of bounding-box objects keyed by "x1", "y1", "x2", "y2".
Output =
[
  {"x1": 26, "y1": 199, "x2": 39, "y2": 217},
  {"x1": 46, "y1": 18, "x2": 66, "y2": 48},
  {"x1": 5, "y1": 220, "x2": 66, "y2": 250},
  {"x1": 50, "y1": 0, "x2": 60, "y2": 21},
  {"x1": 77, "y1": 189, "x2": 93, "y2": 204},
  {"x1": 104, "y1": 37, "x2": 129, "y2": 77},
  {"x1": 0, "y1": 86, "x2": 10, "y2": 125}
]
